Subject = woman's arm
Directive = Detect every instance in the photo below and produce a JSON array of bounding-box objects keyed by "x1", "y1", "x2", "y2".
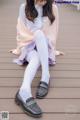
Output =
[
  {"x1": 51, "y1": 4, "x2": 64, "y2": 55},
  {"x1": 52, "y1": 4, "x2": 64, "y2": 55}
]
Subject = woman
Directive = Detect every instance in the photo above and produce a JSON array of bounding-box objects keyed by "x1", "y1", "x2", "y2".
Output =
[{"x1": 10, "y1": 0, "x2": 60, "y2": 118}]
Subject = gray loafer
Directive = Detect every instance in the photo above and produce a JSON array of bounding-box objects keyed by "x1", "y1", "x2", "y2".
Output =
[
  {"x1": 36, "y1": 81, "x2": 50, "y2": 99},
  {"x1": 15, "y1": 91, "x2": 43, "y2": 118}
]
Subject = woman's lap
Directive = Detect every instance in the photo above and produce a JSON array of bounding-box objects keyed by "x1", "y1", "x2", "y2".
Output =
[{"x1": 26, "y1": 48, "x2": 40, "y2": 63}]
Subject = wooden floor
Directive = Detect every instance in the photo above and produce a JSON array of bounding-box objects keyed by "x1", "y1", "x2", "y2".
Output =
[{"x1": 0, "y1": 0, "x2": 80, "y2": 119}]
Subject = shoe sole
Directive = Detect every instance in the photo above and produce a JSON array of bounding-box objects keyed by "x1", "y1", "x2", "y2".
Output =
[
  {"x1": 36, "y1": 92, "x2": 48, "y2": 99},
  {"x1": 15, "y1": 96, "x2": 42, "y2": 118},
  {"x1": 36, "y1": 86, "x2": 50, "y2": 99}
]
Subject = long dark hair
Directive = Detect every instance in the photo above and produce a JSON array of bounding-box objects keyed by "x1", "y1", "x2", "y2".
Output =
[{"x1": 25, "y1": 0, "x2": 55, "y2": 24}]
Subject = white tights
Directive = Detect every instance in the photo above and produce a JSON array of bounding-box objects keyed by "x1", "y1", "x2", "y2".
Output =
[{"x1": 19, "y1": 30, "x2": 50, "y2": 102}]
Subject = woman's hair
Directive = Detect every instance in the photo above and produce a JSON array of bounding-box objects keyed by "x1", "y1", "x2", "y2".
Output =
[{"x1": 25, "y1": 0, "x2": 55, "y2": 24}]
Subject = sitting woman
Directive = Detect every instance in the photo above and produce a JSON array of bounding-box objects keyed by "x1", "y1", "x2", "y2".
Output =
[{"x1": 10, "y1": 0, "x2": 63, "y2": 118}]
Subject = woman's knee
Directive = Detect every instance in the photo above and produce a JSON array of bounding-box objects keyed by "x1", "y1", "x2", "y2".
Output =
[
  {"x1": 34, "y1": 29, "x2": 45, "y2": 38},
  {"x1": 27, "y1": 50, "x2": 40, "y2": 64}
]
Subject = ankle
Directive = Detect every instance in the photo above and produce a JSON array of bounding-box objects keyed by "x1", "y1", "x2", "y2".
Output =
[
  {"x1": 41, "y1": 73, "x2": 50, "y2": 84},
  {"x1": 19, "y1": 89, "x2": 32, "y2": 103}
]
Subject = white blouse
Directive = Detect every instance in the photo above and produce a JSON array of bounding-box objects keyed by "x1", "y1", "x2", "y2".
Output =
[{"x1": 19, "y1": 3, "x2": 43, "y2": 33}]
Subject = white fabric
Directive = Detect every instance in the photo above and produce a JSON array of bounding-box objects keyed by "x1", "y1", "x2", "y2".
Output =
[
  {"x1": 19, "y1": 30, "x2": 50, "y2": 102},
  {"x1": 19, "y1": 50, "x2": 40, "y2": 103},
  {"x1": 19, "y1": 3, "x2": 43, "y2": 33},
  {"x1": 17, "y1": 3, "x2": 64, "y2": 102},
  {"x1": 10, "y1": 3, "x2": 64, "y2": 65},
  {"x1": 34, "y1": 30, "x2": 50, "y2": 83}
]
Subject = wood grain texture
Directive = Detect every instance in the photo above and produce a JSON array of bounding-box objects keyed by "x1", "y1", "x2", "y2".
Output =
[{"x1": 0, "y1": 1, "x2": 80, "y2": 120}]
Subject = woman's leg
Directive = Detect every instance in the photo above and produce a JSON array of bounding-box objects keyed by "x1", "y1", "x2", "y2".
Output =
[
  {"x1": 19, "y1": 50, "x2": 41, "y2": 103},
  {"x1": 34, "y1": 30, "x2": 50, "y2": 84}
]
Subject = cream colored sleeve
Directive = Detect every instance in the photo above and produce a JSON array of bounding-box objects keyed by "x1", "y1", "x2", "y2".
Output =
[
  {"x1": 51, "y1": 3, "x2": 59, "y2": 49},
  {"x1": 47, "y1": 3, "x2": 59, "y2": 52},
  {"x1": 52, "y1": 4, "x2": 64, "y2": 56},
  {"x1": 16, "y1": 3, "x2": 34, "y2": 42}
]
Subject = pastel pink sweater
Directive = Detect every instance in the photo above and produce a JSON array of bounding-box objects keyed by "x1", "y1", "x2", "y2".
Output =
[{"x1": 10, "y1": 3, "x2": 64, "y2": 65}]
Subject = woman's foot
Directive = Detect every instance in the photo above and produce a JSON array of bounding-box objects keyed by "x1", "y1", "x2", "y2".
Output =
[
  {"x1": 36, "y1": 81, "x2": 50, "y2": 99},
  {"x1": 15, "y1": 91, "x2": 43, "y2": 118}
]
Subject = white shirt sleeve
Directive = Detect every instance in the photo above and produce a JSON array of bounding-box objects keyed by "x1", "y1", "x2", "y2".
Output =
[{"x1": 18, "y1": 3, "x2": 26, "y2": 24}]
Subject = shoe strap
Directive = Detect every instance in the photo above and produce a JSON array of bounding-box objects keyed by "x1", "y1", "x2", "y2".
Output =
[
  {"x1": 39, "y1": 81, "x2": 48, "y2": 89},
  {"x1": 26, "y1": 97, "x2": 36, "y2": 106}
]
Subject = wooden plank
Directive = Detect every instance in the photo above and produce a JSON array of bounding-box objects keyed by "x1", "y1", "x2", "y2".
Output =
[
  {"x1": 0, "y1": 99, "x2": 80, "y2": 113},
  {"x1": 0, "y1": 70, "x2": 80, "y2": 78},
  {"x1": 0, "y1": 53, "x2": 80, "y2": 59},
  {"x1": 56, "y1": 59, "x2": 80, "y2": 64},
  {"x1": 1, "y1": 45, "x2": 80, "y2": 49},
  {"x1": 0, "y1": 44, "x2": 80, "y2": 48},
  {"x1": 8, "y1": 113, "x2": 80, "y2": 120},
  {"x1": 1, "y1": 49, "x2": 80, "y2": 53},
  {"x1": 0, "y1": 87, "x2": 80, "y2": 99},
  {"x1": 0, "y1": 49, "x2": 80, "y2": 55},
  {"x1": 0, "y1": 58, "x2": 80, "y2": 64},
  {"x1": 1, "y1": 64, "x2": 80, "y2": 71},
  {"x1": 0, "y1": 78, "x2": 80, "y2": 88},
  {"x1": 1, "y1": 48, "x2": 80, "y2": 51},
  {"x1": 0, "y1": 38, "x2": 80, "y2": 44},
  {"x1": 0, "y1": 1, "x2": 80, "y2": 120}
]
